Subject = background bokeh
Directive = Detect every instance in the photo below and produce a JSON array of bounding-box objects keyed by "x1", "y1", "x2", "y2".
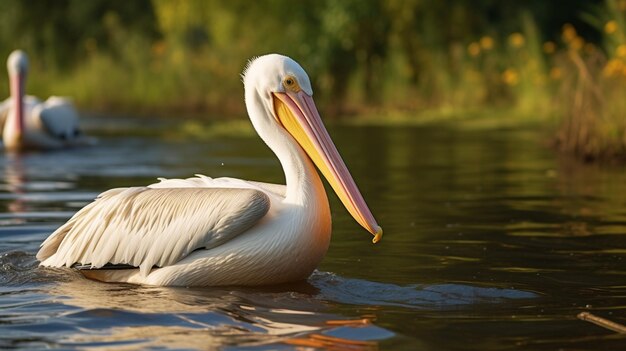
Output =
[{"x1": 0, "y1": 0, "x2": 625, "y2": 161}]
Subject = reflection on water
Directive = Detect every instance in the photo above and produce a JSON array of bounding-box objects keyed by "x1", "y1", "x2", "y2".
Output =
[
  {"x1": 1, "y1": 252, "x2": 393, "y2": 350},
  {"x1": 1, "y1": 254, "x2": 531, "y2": 350},
  {"x1": 4, "y1": 155, "x2": 27, "y2": 217},
  {"x1": 0, "y1": 122, "x2": 625, "y2": 350}
]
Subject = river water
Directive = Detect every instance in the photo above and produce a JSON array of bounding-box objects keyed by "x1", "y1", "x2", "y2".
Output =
[{"x1": 0, "y1": 118, "x2": 625, "y2": 350}]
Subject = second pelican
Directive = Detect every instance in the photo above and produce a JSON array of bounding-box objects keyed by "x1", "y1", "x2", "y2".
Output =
[
  {"x1": 37, "y1": 54, "x2": 383, "y2": 286},
  {"x1": 1, "y1": 50, "x2": 92, "y2": 151}
]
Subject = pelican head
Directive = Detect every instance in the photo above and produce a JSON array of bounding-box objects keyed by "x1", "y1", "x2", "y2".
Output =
[
  {"x1": 243, "y1": 54, "x2": 383, "y2": 243},
  {"x1": 5, "y1": 50, "x2": 29, "y2": 145},
  {"x1": 7, "y1": 50, "x2": 28, "y2": 77}
]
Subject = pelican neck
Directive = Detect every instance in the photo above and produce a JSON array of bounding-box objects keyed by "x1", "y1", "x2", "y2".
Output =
[{"x1": 244, "y1": 90, "x2": 324, "y2": 205}]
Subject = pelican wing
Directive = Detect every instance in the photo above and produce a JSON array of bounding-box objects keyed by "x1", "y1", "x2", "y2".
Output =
[
  {"x1": 36, "y1": 97, "x2": 81, "y2": 140},
  {"x1": 37, "y1": 187, "x2": 271, "y2": 276}
]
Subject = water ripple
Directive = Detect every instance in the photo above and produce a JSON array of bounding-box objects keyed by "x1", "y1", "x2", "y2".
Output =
[{"x1": 310, "y1": 271, "x2": 537, "y2": 309}]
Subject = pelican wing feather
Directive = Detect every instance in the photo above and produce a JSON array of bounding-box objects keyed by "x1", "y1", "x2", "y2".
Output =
[
  {"x1": 37, "y1": 187, "x2": 271, "y2": 276},
  {"x1": 36, "y1": 97, "x2": 80, "y2": 140}
]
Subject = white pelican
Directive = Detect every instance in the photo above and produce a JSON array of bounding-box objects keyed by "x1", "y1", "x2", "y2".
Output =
[
  {"x1": 2, "y1": 50, "x2": 91, "y2": 151},
  {"x1": 37, "y1": 54, "x2": 383, "y2": 286}
]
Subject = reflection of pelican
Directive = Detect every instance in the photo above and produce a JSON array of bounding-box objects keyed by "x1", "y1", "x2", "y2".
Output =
[
  {"x1": 4, "y1": 154, "x2": 27, "y2": 214},
  {"x1": 43, "y1": 272, "x2": 383, "y2": 350},
  {"x1": 37, "y1": 54, "x2": 383, "y2": 286},
  {"x1": 2, "y1": 50, "x2": 92, "y2": 150}
]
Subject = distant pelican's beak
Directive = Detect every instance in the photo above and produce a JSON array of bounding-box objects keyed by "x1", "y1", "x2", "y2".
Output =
[{"x1": 273, "y1": 91, "x2": 383, "y2": 243}]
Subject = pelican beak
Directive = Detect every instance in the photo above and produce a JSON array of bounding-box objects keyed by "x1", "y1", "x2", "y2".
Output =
[{"x1": 273, "y1": 91, "x2": 383, "y2": 243}]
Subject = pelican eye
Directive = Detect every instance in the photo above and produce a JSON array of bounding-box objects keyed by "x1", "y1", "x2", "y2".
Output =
[{"x1": 282, "y1": 76, "x2": 301, "y2": 92}]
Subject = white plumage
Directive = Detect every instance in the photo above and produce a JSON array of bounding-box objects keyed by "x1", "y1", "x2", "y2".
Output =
[{"x1": 37, "y1": 54, "x2": 382, "y2": 286}]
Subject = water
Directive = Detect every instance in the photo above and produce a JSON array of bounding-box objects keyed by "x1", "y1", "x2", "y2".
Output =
[{"x1": 1, "y1": 118, "x2": 625, "y2": 350}]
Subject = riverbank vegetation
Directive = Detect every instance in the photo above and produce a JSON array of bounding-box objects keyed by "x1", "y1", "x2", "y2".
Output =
[{"x1": 0, "y1": 0, "x2": 625, "y2": 162}]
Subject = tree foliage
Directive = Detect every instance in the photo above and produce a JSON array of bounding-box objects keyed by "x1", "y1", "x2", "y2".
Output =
[{"x1": 0, "y1": 0, "x2": 607, "y2": 114}]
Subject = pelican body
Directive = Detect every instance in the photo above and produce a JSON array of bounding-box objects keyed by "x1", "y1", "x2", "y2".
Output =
[
  {"x1": 2, "y1": 50, "x2": 90, "y2": 151},
  {"x1": 37, "y1": 54, "x2": 382, "y2": 287}
]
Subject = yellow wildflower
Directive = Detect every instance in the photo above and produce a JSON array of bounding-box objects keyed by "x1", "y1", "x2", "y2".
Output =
[
  {"x1": 549, "y1": 67, "x2": 562, "y2": 80},
  {"x1": 479, "y1": 36, "x2": 494, "y2": 50},
  {"x1": 605, "y1": 20, "x2": 618, "y2": 34},
  {"x1": 468, "y1": 42, "x2": 481, "y2": 57},
  {"x1": 508, "y1": 33, "x2": 525, "y2": 48},
  {"x1": 502, "y1": 69, "x2": 519, "y2": 86},
  {"x1": 562, "y1": 24, "x2": 577, "y2": 42},
  {"x1": 616, "y1": 44, "x2": 626, "y2": 58},
  {"x1": 569, "y1": 37, "x2": 584, "y2": 51},
  {"x1": 543, "y1": 41, "x2": 556, "y2": 54},
  {"x1": 152, "y1": 41, "x2": 166, "y2": 57},
  {"x1": 603, "y1": 58, "x2": 624, "y2": 77}
]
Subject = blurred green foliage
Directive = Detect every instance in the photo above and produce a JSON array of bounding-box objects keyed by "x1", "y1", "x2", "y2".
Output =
[
  {"x1": 0, "y1": 0, "x2": 159, "y2": 68},
  {"x1": 0, "y1": 0, "x2": 602, "y2": 115},
  {"x1": 1, "y1": 0, "x2": 624, "y2": 162}
]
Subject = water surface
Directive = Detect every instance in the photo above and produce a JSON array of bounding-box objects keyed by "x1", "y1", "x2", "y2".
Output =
[{"x1": 1, "y1": 118, "x2": 625, "y2": 350}]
